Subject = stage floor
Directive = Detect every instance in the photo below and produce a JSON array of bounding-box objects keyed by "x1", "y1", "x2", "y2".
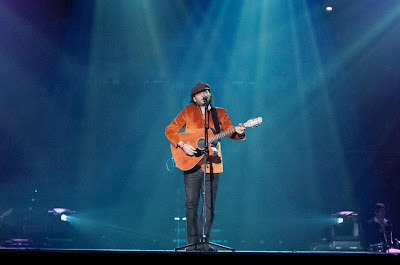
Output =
[{"x1": 1, "y1": 247, "x2": 398, "y2": 263}]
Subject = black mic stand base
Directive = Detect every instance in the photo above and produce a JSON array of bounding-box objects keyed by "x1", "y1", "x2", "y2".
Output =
[{"x1": 174, "y1": 240, "x2": 235, "y2": 252}]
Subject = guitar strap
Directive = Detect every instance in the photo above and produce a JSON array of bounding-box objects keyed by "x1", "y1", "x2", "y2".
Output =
[{"x1": 211, "y1": 107, "x2": 221, "y2": 134}]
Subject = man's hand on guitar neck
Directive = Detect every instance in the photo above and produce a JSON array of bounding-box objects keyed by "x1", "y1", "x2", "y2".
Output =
[
  {"x1": 178, "y1": 141, "x2": 197, "y2": 156},
  {"x1": 235, "y1": 123, "x2": 245, "y2": 135}
]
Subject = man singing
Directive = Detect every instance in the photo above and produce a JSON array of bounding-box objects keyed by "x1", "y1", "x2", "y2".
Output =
[{"x1": 165, "y1": 82, "x2": 245, "y2": 251}]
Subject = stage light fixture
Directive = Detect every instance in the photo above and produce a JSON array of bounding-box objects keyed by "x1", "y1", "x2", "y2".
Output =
[
  {"x1": 174, "y1": 217, "x2": 187, "y2": 221},
  {"x1": 48, "y1": 208, "x2": 76, "y2": 215},
  {"x1": 330, "y1": 211, "x2": 362, "y2": 251},
  {"x1": 336, "y1": 217, "x2": 344, "y2": 224},
  {"x1": 60, "y1": 214, "x2": 68, "y2": 222},
  {"x1": 48, "y1": 208, "x2": 76, "y2": 223},
  {"x1": 326, "y1": 6, "x2": 333, "y2": 12}
]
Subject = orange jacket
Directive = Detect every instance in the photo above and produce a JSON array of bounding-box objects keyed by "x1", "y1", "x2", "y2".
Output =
[{"x1": 165, "y1": 103, "x2": 244, "y2": 173}]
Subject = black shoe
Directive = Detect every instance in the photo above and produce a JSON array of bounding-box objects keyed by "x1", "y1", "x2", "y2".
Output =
[
  {"x1": 198, "y1": 243, "x2": 218, "y2": 252},
  {"x1": 206, "y1": 246, "x2": 218, "y2": 252},
  {"x1": 185, "y1": 245, "x2": 198, "y2": 251}
]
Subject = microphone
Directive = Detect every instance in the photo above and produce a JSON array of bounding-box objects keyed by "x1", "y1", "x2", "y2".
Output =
[{"x1": 202, "y1": 96, "x2": 208, "y2": 103}]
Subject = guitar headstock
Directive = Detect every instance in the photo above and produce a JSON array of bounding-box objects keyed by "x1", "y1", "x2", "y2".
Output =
[{"x1": 244, "y1": 117, "x2": 262, "y2": 128}]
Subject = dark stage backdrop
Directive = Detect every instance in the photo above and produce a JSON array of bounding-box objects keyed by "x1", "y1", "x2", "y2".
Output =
[{"x1": 0, "y1": 0, "x2": 399, "y2": 250}]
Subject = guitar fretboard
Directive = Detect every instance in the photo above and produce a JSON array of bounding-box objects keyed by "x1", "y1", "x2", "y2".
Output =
[
  {"x1": 207, "y1": 117, "x2": 261, "y2": 144},
  {"x1": 208, "y1": 128, "x2": 236, "y2": 143}
]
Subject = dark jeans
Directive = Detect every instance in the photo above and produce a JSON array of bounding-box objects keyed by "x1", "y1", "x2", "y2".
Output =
[{"x1": 184, "y1": 166, "x2": 219, "y2": 244}]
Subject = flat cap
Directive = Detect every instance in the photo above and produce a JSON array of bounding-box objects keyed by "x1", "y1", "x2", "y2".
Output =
[{"x1": 190, "y1": 82, "x2": 211, "y2": 98}]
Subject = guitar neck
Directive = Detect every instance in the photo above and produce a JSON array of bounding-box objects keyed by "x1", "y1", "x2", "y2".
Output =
[
  {"x1": 208, "y1": 127, "x2": 236, "y2": 143},
  {"x1": 206, "y1": 117, "x2": 262, "y2": 144}
]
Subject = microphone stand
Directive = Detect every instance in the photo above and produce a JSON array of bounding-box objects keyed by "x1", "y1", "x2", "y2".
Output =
[
  {"x1": 200, "y1": 98, "x2": 210, "y2": 251},
  {"x1": 175, "y1": 97, "x2": 234, "y2": 252}
]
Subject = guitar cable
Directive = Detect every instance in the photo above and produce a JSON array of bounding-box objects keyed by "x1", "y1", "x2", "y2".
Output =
[{"x1": 166, "y1": 156, "x2": 175, "y2": 172}]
